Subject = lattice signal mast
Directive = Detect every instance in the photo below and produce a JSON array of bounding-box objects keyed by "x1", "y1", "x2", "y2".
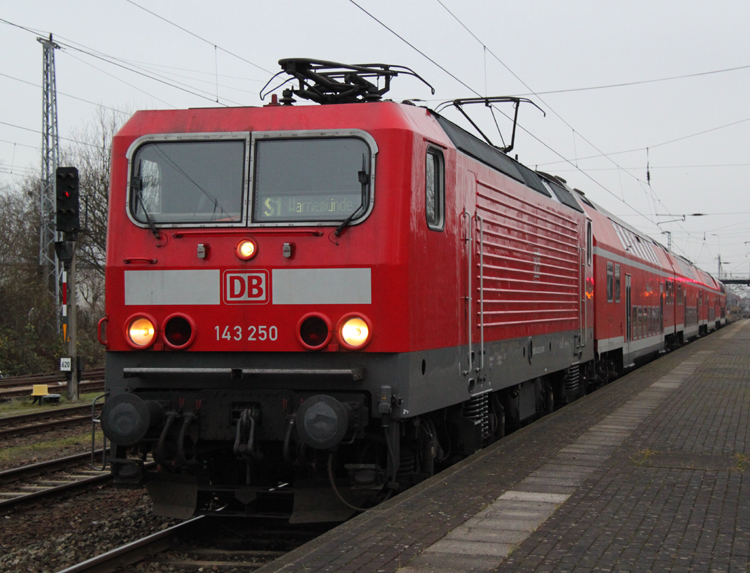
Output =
[{"x1": 38, "y1": 34, "x2": 61, "y2": 332}]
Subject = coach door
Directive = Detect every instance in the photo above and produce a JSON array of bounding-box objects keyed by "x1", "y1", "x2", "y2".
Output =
[
  {"x1": 625, "y1": 275, "x2": 632, "y2": 359},
  {"x1": 660, "y1": 282, "x2": 664, "y2": 335}
]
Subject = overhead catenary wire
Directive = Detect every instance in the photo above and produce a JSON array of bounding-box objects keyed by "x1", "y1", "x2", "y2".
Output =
[
  {"x1": 0, "y1": 71, "x2": 131, "y2": 116},
  {"x1": 621, "y1": 211, "x2": 750, "y2": 217},
  {"x1": 123, "y1": 0, "x2": 272, "y2": 75},
  {"x1": 425, "y1": 1, "x2": 664, "y2": 227},
  {"x1": 353, "y1": 0, "x2": 656, "y2": 221},
  {"x1": 432, "y1": 0, "x2": 726, "y2": 263},
  {"x1": 510, "y1": 62, "x2": 750, "y2": 97},
  {"x1": 116, "y1": 57, "x2": 265, "y2": 82},
  {"x1": 538, "y1": 115, "x2": 750, "y2": 167},
  {"x1": 108, "y1": 59, "x2": 268, "y2": 96},
  {"x1": 0, "y1": 10, "x2": 739, "y2": 272},
  {"x1": 348, "y1": 1, "x2": 707, "y2": 264},
  {"x1": 434, "y1": 1, "x2": 664, "y2": 203},
  {"x1": 62, "y1": 52, "x2": 177, "y2": 109},
  {"x1": 0, "y1": 17, "x2": 178, "y2": 108},
  {"x1": 0, "y1": 120, "x2": 106, "y2": 150},
  {"x1": 347, "y1": 0, "x2": 479, "y2": 96},
  {"x1": 0, "y1": 17, "x2": 241, "y2": 107},
  {"x1": 0, "y1": 138, "x2": 38, "y2": 150},
  {"x1": 55, "y1": 40, "x2": 238, "y2": 106},
  {"x1": 0, "y1": 17, "x2": 47, "y2": 37},
  {"x1": 552, "y1": 163, "x2": 750, "y2": 172}
]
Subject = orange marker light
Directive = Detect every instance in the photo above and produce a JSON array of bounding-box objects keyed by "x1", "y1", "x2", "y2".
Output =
[
  {"x1": 128, "y1": 317, "x2": 156, "y2": 348},
  {"x1": 339, "y1": 316, "x2": 371, "y2": 349},
  {"x1": 236, "y1": 239, "x2": 258, "y2": 260}
]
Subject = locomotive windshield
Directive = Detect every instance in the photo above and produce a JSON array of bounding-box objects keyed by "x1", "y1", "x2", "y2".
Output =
[
  {"x1": 130, "y1": 140, "x2": 245, "y2": 224},
  {"x1": 253, "y1": 137, "x2": 370, "y2": 223}
]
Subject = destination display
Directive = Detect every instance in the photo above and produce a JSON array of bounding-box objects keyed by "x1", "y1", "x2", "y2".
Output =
[{"x1": 258, "y1": 192, "x2": 361, "y2": 221}]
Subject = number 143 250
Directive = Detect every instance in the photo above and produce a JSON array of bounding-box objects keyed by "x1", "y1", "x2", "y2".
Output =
[{"x1": 215, "y1": 325, "x2": 278, "y2": 341}]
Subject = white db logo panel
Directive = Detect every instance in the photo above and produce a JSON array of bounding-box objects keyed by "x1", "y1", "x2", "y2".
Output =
[{"x1": 223, "y1": 270, "x2": 269, "y2": 304}]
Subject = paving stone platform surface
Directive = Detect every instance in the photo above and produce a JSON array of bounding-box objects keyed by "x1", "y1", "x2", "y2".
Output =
[{"x1": 258, "y1": 320, "x2": 750, "y2": 573}]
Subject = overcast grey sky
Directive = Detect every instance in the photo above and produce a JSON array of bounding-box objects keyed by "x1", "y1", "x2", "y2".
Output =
[{"x1": 1, "y1": 1, "x2": 749, "y2": 288}]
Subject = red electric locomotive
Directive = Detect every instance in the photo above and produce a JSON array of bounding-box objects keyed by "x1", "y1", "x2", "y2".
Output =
[{"x1": 98, "y1": 60, "x2": 720, "y2": 522}]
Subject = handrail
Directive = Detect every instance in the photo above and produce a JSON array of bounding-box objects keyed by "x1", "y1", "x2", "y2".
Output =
[
  {"x1": 91, "y1": 392, "x2": 108, "y2": 470},
  {"x1": 97, "y1": 316, "x2": 108, "y2": 348},
  {"x1": 477, "y1": 213, "x2": 484, "y2": 371},
  {"x1": 578, "y1": 246, "x2": 585, "y2": 348},
  {"x1": 463, "y1": 209, "x2": 472, "y2": 376}
]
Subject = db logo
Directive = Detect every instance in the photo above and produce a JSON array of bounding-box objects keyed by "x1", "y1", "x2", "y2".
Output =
[{"x1": 223, "y1": 270, "x2": 269, "y2": 304}]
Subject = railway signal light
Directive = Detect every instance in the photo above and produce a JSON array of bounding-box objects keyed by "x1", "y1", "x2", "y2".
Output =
[{"x1": 55, "y1": 166, "x2": 80, "y2": 233}]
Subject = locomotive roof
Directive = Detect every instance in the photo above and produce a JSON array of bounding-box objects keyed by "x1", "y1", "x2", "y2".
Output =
[{"x1": 429, "y1": 112, "x2": 584, "y2": 213}]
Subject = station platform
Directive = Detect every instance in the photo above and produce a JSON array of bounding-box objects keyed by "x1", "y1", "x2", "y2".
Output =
[{"x1": 259, "y1": 320, "x2": 750, "y2": 573}]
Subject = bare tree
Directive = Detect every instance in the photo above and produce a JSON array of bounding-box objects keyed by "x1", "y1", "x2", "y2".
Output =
[
  {"x1": 0, "y1": 107, "x2": 126, "y2": 374},
  {"x1": 0, "y1": 179, "x2": 65, "y2": 374},
  {"x1": 62, "y1": 107, "x2": 123, "y2": 284},
  {"x1": 59, "y1": 107, "x2": 127, "y2": 368}
]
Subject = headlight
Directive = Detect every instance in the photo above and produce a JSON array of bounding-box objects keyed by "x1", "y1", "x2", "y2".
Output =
[
  {"x1": 126, "y1": 315, "x2": 157, "y2": 349},
  {"x1": 235, "y1": 238, "x2": 258, "y2": 261},
  {"x1": 338, "y1": 315, "x2": 371, "y2": 350}
]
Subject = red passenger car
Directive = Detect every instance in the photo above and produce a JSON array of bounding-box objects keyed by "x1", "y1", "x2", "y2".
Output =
[{"x1": 574, "y1": 191, "x2": 725, "y2": 378}]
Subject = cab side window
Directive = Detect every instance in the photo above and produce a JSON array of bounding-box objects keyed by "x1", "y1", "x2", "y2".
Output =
[{"x1": 426, "y1": 148, "x2": 445, "y2": 231}]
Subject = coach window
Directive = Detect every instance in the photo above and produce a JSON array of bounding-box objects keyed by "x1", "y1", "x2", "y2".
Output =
[
  {"x1": 425, "y1": 148, "x2": 445, "y2": 231},
  {"x1": 614, "y1": 264, "x2": 621, "y2": 303},
  {"x1": 639, "y1": 307, "x2": 644, "y2": 338},
  {"x1": 606, "y1": 262, "x2": 614, "y2": 302},
  {"x1": 586, "y1": 221, "x2": 592, "y2": 265}
]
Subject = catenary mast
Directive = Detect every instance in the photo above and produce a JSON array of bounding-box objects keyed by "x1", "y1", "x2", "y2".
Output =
[{"x1": 38, "y1": 34, "x2": 61, "y2": 333}]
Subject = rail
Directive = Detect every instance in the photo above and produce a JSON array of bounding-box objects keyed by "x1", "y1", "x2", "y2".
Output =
[
  {"x1": 57, "y1": 517, "x2": 205, "y2": 573},
  {"x1": 0, "y1": 367, "x2": 105, "y2": 389},
  {"x1": 0, "y1": 450, "x2": 111, "y2": 510},
  {"x1": 0, "y1": 404, "x2": 95, "y2": 439}
]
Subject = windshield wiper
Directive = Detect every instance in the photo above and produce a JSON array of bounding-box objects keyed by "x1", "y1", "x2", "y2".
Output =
[
  {"x1": 334, "y1": 155, "x2": 369, "y2": 237},
  {"x1": 133, "y1": 160, "x2": 161, "y2": 240}
]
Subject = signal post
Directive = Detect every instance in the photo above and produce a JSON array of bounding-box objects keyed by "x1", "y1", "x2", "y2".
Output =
[{"x1": 55, "y1": 167, "x2": 80, "y2": 401}]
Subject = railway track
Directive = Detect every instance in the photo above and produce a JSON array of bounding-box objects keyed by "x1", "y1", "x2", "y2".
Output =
[
  {"x1": 0, "y1": 367, "x2": 105, "y2": 401},
  {"x1": 59, "y1": 515, "x2": 332, "y2": 573},
  {"x1": 0, "y1": 367, "x2": 105, "y2": 389},
  {"x1": 0, "y1": 378, "x2": 105, "y2": 401},
  {"x1": 0, "y1": 450, "x2": 111, "y2": 511},
  {"x1": 0, "y1": 403, "x2": 97, "y2": 439}
]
